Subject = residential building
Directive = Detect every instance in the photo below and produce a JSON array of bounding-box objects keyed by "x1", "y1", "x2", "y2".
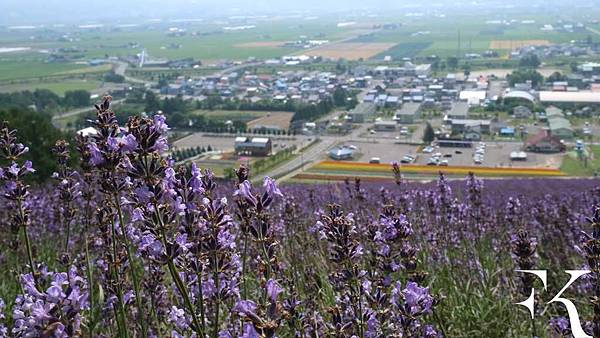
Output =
[
  {"x1": 548, "y1": 116, "x2": 574, "y2": 139},
  {"x1": 374, "y1": 120, "x2": 397, "y2": 132},
  {"x1": 447, "y1": 102, "x2": 469, "y2": 120},
  {"x1": 524, "y1": 130, "x2": 566, "y2": 153},
  {"x1": 451, "y1": 119, "x2": 491, "y2": 134},
  {"x1": 393, "y1": 103, "x2": 421, "y2": 124},
  {"x1": 234, "y1": 137, "x2": 272, "y2": 156},
  {"x1": 348, "y1": 103, "x2": 376, "y2": 123},
  {"x1": 513, "y1": 105, "x2": 532, "y2": 119},
  {"x1": 328, "y1": 146, "x2": 354, "y2": 160}
]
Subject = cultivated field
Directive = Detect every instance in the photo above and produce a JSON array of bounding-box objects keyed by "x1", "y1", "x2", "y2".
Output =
[
  {"x1": 233, "y1": 41, "x2": 286, "y2": 48},
  {"x1": 246, "y1": 111, "x2": 294, "y2": 130},
  {"x1": 303, "y1": 42, "x2": 396, "y2": 60},
  {"x1": 489, "y1": 39, "x2": 551, "y2": 50}
]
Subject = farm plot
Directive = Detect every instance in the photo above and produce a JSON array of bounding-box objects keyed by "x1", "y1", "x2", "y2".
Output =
[
  {"x1": 303, "y1": 42, "x2": 396, "y2": 60},
  {"x1": 372, "y1": 42, "x2": 432, "y2": 60},
  {"x1": 489, "y1": 39, "x2": 551, "y2": 50},
  {"x1": 246, "y1": 112, "x2": 295, "y2": 131},
  {"x1": 190, "y1": 110, "x2": 273, "y2": 122}
]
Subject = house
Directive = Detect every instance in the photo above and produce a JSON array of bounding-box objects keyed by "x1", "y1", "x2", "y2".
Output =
[
  {"x1": 446, "y1": 102, "x2": 469, "y2": 121},
  {"x1": 385, "y1": 96, "x2": 400, "y2": 107},
  {"x1": 548, "y1": 116, "x2": 574, "y2": 139},
  {"x1": 500, "y1": 127, "x2": 516, "y2": 137},
  {"x1": 393, "y1": 103, "x2": 421, "y2": 124},
  {"x1": 513, "y1": 106, "x2": 532, "y2": 119},
  {"x1": 464, "y1": 128, "x2": 482, "y2": 141},
  {"x1": 234, "y1": 137, "x2": 272, "y2": 156},
  {"x1": 524, "y1": 130, "x2": 566, "y2": 153},
  {"x1": 458, "y1": 90, "x2": 486, "y2": 105},
  {"x1": 348, "y1": 103, "x2": 376, "y2": 123},
  {"x1": 328, "y1": 146, "x2": 354, "y2": 160},
  {"x1": 374, "y1": 120, "x2": 397, "y2": 132},
  {"x1": 451, "y1": 119, "x2": 491, "y2": 134},
  {"x1": 546, "y1": 105, "x2": 564, "y2": 118}
]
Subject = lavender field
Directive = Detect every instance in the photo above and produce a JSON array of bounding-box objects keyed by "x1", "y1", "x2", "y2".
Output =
[{"x1": 0, "y1": 97, "x2": 599, "y2": 337}]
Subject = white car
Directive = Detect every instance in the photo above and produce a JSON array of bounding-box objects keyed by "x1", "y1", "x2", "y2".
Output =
[
  {"x1": 433, "y1": 152, "x2": 442, "y2": 158},
  {"x1": 401, "y1": 155, "x2": 415, "y2": 163},
  {"x1": 347, "y1": 145, "x2": 358, "y2": 150},
  {"x1": 439, "y1": 159, "x2": 449, "y2": 166},
  {"x1": 423, "y1": 146, "x2": 434, "y2": 153},
  {"x1": 427, "y1": 157, "x2": 439, "y2": 165}
]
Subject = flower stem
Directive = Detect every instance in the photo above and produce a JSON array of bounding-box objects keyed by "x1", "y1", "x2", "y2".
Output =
[
  {"x1": 113, "y1": 193, "x2": 148, "y2": 338},
  {"x1": 109, "y1": 216, "x2": 129, "y2": 338},
  {"x1": 155, "y1": 203, "x2": 205, "y2": 336}
]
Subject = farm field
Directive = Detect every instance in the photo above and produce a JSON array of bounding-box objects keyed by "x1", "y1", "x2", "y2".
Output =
[
  {"x1": 189, "y1": 109, "x2": 293, "y2": 123},
  {"x1": 0, "y1": 59, "x2": 94, "y2": 81},
  {"x1": 0, "y1": 79, "x2": 101, "y2": 96},
  {"x1": 303, "y1": 42, "x2": 396, "y2": 60},
  {"x1": 297, "y1": 160, "x2": 568, "y2": 182},
  {"x1": 246, "y1": 111, "x2": 294, "y2": 130}
]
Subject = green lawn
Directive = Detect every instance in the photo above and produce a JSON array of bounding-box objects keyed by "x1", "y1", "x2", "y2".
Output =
[
  {"x1": 560, "y1": 146, "x2": 600, "y2": 176},
  {"x1": 0, "y1": 60, "x2": 88, "y2": 81},
  {"x1": 0, "y1": 80, "x2": 101, "y2": 96},
  {"x1": 190, "y1": 109, "x2": 273, "y2": 122}
]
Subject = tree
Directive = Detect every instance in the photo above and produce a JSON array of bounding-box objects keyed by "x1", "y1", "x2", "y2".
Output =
[
  {"x1": 333, "y1": 87, "x2": 348, "y2": 107},
  {"x1": 547, "y1": 72, "x2": 567, "y2": 83},
  {"x1": 518, "y1": 54, "x2": 540, "y2": 69},
  {"x1": 0, "y1": 108, "x2": 66, "y2": 182},
  {"x1": 103, "y1": 72, "x2": 125, "y2": 83},
  {"x1": 63, "y1": 90, "x2": 91, "y2": 108},
  {"x1": 144, "y1": 91, "x2": 161, "y2": 113},
  {"x1": 423, "y1": 123, "x2": 435, "y2": 144},
  {"x1": 507, "y1": 69, "x2": 544, "y2": 88},
  {"x1": 446, "y1": 57, "x2": 459, "y2": 70}
]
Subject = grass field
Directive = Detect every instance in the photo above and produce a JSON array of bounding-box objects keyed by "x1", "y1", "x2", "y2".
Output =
[
  {"x1": 190, "y1": 109, "x2": 285, "y2": 122},
  {"x1": 560, "y1": 146, "x2": 600, "y2": 176},
  {"x1": 372, "y1": 42, "x2": 432, "y2": 60},
  {"x1": 0, "y1": 11, "x2": 596, "y2": 84},
  {"x1": 0, "y1": 79, "x2": 101, "y2": 96}
]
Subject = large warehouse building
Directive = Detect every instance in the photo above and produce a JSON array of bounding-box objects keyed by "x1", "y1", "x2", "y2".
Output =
[{"x1": 539, "y1": 91, "x2": 600, "y2": 104}]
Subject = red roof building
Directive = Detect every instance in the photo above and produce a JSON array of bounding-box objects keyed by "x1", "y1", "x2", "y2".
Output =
[{"x1": 524, "y1": 129, "x2": 566, "y2": 153}]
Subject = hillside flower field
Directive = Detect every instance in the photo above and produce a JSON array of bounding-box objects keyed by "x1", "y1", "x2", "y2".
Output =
[{"x1": 0, "y1": 97, "x2": 599, "y2": 337}]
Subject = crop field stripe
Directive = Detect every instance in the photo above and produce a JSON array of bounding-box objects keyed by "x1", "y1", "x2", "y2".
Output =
[{"x1": 311, "y1": 161, "x2": 566, "y2": 177}]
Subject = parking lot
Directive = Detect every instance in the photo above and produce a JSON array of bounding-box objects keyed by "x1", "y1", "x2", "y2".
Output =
[
  {"x1": 173, "y1": 133, "x2": 310, "y2": 155},
  {"x1": 341, "y1": 140, "x2": 563, "y2": 169}
]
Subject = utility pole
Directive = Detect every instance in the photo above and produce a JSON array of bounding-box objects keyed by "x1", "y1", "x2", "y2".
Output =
[{"x1": 457, "y1": 30, "x2": 461, "y2": 59}]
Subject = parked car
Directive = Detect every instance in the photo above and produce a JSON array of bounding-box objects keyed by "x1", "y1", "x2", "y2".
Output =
[
  {"x1": 369, "y1": 157, "x2": 381, "y2": 164},
  {"x1": 401, "y1": 155, "x2": 416, "y2": 163},
  {"x1": 423, "y1": 146, "x2": 434, "y2": 153},
  {"x1": 427, "y1": 158, "x2": 439, "y2": 165},
  {"x1": 439, "y1": 159, "x2": 449, "y2": 166},
  {"x1": 443, "y1": 154, "x2": 452, "y2": 158}
]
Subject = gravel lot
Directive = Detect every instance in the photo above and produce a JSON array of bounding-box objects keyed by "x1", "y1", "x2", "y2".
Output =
[{"x1": 172, "y1": 133, "x2": 310, "y2": 154}]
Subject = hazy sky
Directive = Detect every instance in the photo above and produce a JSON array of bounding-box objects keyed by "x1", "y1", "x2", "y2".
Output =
[{"x1": 1, "y1": 0, "x2": 598, "y2": 25}]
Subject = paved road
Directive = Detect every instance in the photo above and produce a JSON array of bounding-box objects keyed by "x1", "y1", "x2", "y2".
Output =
[
  {"x1": 267, "y1": 122, "x2": 373, "y2": 182},
  {"x1": 52, "y1": 98, "x2": 126, "y2": 121}
]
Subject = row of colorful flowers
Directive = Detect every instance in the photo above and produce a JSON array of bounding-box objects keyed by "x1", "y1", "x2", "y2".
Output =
[{"x1": 305, "y1": 161, "x2": 567, "y2": 178}]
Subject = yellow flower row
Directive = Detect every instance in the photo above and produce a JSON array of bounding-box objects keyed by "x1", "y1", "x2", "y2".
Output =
[{"x1": 311, "y1": 161, "x2": 566, "y2": 177}]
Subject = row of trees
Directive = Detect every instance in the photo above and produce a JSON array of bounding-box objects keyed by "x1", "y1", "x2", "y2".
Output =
[
  {"x1": 171, "y1": 145, "x2": 213, "y2": 162},
  {"x1": 140, "y1": 87, "x2": 357, "y2": 133},
  {"x1": 0, "y1": 89, "x2": 92, "y2": 113}
]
